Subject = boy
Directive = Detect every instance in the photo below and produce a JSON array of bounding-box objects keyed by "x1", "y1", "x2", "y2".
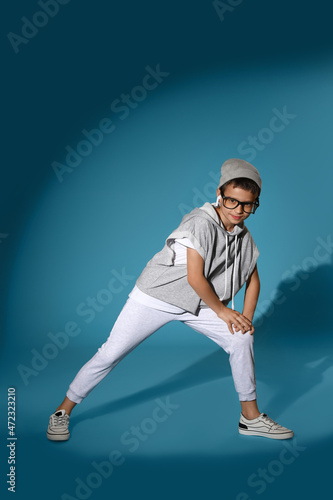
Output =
[{"x1": 47, "y1": 158, "x2": 294, "y2": 441}]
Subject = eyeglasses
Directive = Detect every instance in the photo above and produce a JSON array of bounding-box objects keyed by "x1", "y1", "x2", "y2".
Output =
[{"x1": 222, "y1": 196, "x2": 259, "y2": 214}]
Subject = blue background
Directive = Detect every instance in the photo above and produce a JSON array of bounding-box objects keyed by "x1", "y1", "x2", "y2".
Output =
[{"x1": 1, "y1": 1, "x2": 333, "y2": 499}]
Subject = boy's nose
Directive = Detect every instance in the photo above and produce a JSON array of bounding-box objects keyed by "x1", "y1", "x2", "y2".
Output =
[{"x1": 235, "y1": 205, "x2": 244, "y2": 214}]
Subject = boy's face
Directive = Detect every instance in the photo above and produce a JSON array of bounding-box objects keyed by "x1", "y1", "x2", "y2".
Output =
[{"x1": 215, "y1": 184, "x2": 257, "y2": 230}]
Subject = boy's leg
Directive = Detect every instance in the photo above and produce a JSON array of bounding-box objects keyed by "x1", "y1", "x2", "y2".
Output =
[
  {"x1": 65, "y1": 298, "x2": 175, "y2": 406},
  {"x1": 240, "y1": 400, "x2": 260, "y2": 419},
  {"x1": 180, "y1": 307, "x2": 294, "y2": 439},
  {"x1": 56, "y1": 396, "x2": 77, "y2": 416},
  {"x1": 47, "y1": 298, "x2": 175, "y2": 440},
  {"x1": 181, "y1": 307, "x2": 257, "y2": 403}
]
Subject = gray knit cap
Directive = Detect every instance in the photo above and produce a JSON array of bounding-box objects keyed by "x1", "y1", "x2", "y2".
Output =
[{"x1": 218, "y1": 158, "x2": 262, "y2": 193}]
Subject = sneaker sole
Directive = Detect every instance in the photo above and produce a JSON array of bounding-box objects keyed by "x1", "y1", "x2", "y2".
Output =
[
  {"x1": 47, "y1": 431, "x2": 70, "y2": 441},
  {"x1": 239, "y1": 428, "x2": 294, "y2": 440}
]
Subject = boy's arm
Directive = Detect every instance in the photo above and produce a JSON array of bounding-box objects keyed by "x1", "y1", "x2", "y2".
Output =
[
  {"x1": 242, "y1": 264, "x2": 260, "y2": 334},
  {"x1": 187, "y1": 247, "x2": 252, "y2": 335}
]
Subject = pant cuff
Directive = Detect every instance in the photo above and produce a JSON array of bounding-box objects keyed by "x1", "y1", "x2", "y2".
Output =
[
  {"x1": 66, "y1": 388, "x2": 84, "y2": 404},
  {"x1": 238, "y1": 390, "x2": 257, "y2": 401}
]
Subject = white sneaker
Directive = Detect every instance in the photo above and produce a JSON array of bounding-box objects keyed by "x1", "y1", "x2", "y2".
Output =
[
  {"x1": 47, "y1": 409, "x2": 70, "y2": 441},
  {"x1": 239, "y1": 412, "x2": 294, "y2": 439}
]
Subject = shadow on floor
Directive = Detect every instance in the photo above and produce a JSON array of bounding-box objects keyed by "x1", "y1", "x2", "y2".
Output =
[{"x1": 71, "y1": 262, "x2": 333, "y2": 426}]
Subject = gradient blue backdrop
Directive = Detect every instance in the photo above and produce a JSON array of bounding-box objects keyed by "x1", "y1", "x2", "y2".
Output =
[{"x1": 1, "y1": 1, "x2": 333, "y2": 499}]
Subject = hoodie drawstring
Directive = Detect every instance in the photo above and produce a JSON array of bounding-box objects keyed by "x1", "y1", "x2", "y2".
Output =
[
  {"x1": 231, "y1": 234, "x2": 238, "y2": 310},
  {"x1": 220, "y1": 234, "x2": 238, "y2": 310},
  {"x1": 221, "y1": 235, "x2": 229, "y2": 303}
]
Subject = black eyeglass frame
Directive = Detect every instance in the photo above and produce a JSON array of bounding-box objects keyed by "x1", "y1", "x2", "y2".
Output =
[{"x1": 221, "y1": 195, "x2": 260, "y2": 214}]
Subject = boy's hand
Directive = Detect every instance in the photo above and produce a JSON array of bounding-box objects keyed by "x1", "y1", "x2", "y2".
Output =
[
  {"x1": 217, "y1": 307, "x2": 253, "y2": 335},
  {"x1": 247, "y1": 323, "x2": 255, "y2": 335},
  {"x1": 186, "y1": 249, "x2": 256, "y2": 336}
]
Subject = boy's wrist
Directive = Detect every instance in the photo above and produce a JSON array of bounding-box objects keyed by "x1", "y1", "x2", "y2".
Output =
[
  {"x1": 242, "y1": 309, "x2": 254, "y2": 322},
  {"x1": 217, "y1": 302, "x2": 228, "y2": 314}
]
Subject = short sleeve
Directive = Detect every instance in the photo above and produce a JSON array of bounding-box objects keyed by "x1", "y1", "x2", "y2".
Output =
[
  {"x1": 174, "y1": 237, "x2": 195, "y2": 249},
  {"x1": 166, "y1": 217, "x2": 212, "y2": 261}
]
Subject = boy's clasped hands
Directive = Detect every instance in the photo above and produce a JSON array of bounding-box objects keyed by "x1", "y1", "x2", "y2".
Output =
[{"x1": 217, "y1": 306, "x2": 255, "y2": 335}]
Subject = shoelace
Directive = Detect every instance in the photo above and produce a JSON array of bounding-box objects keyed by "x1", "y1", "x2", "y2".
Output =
[
  {"x1": 260, "y1": 414, "x2": 283, "y2": 430},
  {"x1": 51, "y1": 413, "x2": 69, "y2": 427}
]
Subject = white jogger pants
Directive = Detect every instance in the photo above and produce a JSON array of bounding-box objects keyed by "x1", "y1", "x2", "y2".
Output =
[{"x1": 66, "y1": 297, "x2": 257, "y2": 404}]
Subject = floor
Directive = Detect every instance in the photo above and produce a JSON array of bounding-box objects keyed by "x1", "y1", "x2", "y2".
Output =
[{"x1": 3, "y1": 319, "x2": 332, "y2": 500}]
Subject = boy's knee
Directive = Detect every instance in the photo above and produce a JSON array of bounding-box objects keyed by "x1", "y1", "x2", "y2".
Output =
[
  {"x1": 232, "y1": 330, "x2": 254, "y2": 350},
  {"x1": 242, "y1": 331, "x2": 254, "y2": 344}
]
